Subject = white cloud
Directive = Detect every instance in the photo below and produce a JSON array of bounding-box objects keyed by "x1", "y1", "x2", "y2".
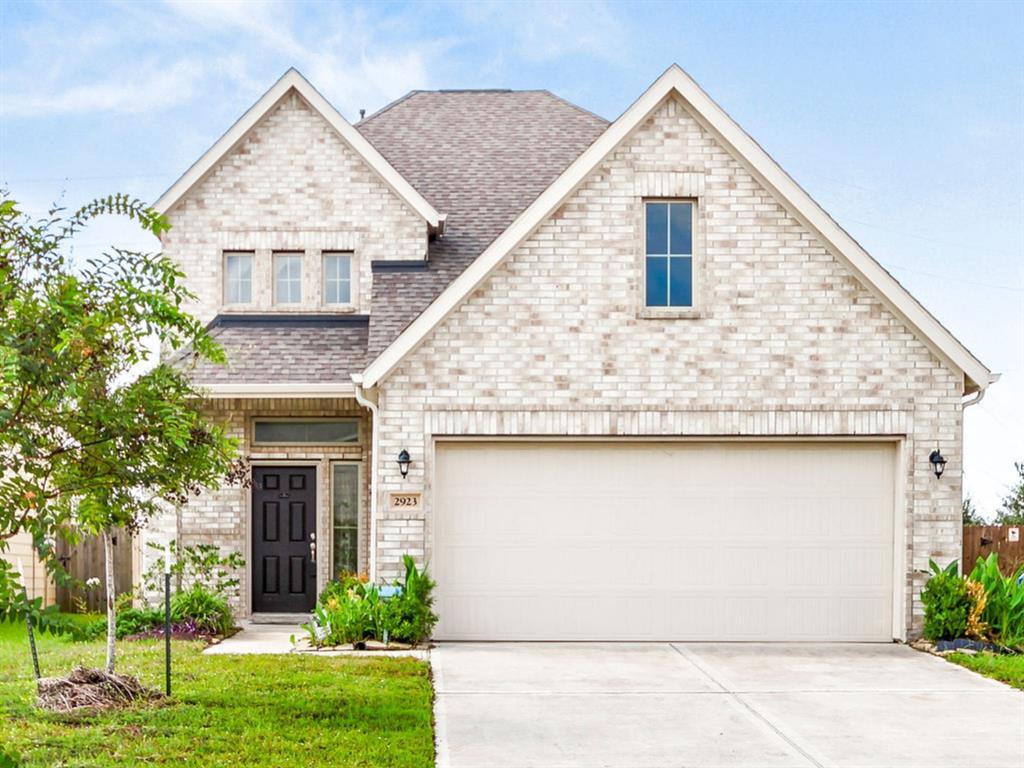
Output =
[
  {"x1": 1, "y1": 59, "x2": 206, "y2": 118},
  {"x1": 1, "y1": 0, "x2": 446, "y2": 121},
  {"x1": 462, "y1": 1, "x2": 628, "y2": 64}
]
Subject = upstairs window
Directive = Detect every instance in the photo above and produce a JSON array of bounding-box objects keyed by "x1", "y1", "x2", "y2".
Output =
[
  {"x1": 273, "y1": 252, "x2": 302, "y2": 304},
  {"x1": 224, "y1": 251, "x2": 253, "y2": 304},
  {"x1": 645, "y1": 201, "x2": 693, "y2": 308},
  {"x1": 323, "y1": 252, "x2": 352, "y2": 305}
]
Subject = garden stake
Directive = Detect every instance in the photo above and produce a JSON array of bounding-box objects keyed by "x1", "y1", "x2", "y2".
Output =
[
  {"x1": 18, "y1": 559, "x2": 41, "y2": 683},
  {"x1": 164, "y1": 542, "x2": 172, "y2": 697}
]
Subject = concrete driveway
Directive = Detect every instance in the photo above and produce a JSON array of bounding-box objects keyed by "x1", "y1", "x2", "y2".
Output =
[{"x1": 432, "y1": 643, "x2": 1024, "y2": 768}]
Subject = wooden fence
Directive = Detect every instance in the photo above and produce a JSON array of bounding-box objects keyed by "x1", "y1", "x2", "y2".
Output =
[
  {"x1": 54, "y1": 529, "x2": 135, "y2": 613},
  {"x1": 963, "y1": 525, "x2": 1024, "y2": 576}
]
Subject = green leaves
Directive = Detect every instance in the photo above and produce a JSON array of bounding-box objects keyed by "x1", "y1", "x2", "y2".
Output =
[
  {"x1": 968, "y1": 553, "x2": 1024, "y2": 647},
  {"x1": 0, "y1": 191, "x2": 242, "y2": 619},
  {"x1": 921, "y1": 568, "x2": 971, "y2": 641}
]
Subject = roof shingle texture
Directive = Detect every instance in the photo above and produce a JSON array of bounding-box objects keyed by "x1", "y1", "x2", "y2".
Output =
[
  {"x1": 356, "y1": 90, "x2": 608, "y2": 357},
  {"x1": 180, "y1": 316, "x2": 368, "y2": 384}
]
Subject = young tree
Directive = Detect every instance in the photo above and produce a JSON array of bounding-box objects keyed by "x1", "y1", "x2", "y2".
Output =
[
  {"x1": 0, "y1": 194, "x2": 243, "y2": 672},
  {"x1": 994, "y1": 462, "x2": 1024, "y2": 526},
  {"x1": 962, "y1": 494, "x2": 986, "y2": 526}
]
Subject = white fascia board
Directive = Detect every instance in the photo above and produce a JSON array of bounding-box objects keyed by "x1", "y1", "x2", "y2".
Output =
[
  {"x1": 153, "y1": 69, "x2": 441, "y2": 230},
  {"x1": 361, "y1": 65, "x2": 993, "y2": 394},
  {"x1": 200, "y1": 382, "x2": 356, "y2": 399}
]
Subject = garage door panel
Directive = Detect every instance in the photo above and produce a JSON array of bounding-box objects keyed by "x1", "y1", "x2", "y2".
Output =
[{"x1": 434, "y1": 441, "x2": 895, "y2": 641}]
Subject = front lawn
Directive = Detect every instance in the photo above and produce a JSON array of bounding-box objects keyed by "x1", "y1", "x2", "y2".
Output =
[
  {"x1": 949, "y1": 651, "x2": 1024, "y2": 691},
  {"x1": 0, "y1": 620, "x2": 434, "y2": 767}
]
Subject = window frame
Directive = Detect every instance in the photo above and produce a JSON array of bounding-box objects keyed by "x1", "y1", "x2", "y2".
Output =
[
  {"x1": 640, "y1": 198, "x2": 701, "y2": 318},
  {"x1": 223, "y1": 250, "x2": 255, "y2": 306},
  {"x1": 322, "y1": 251, "x2": 354, "y2": 308},
  {"x1": 251, "y1": 418, "x2": 361, "y2": 447},
  {"x1": 272, "y1": 251, "x2": 304, "y2": 305},
  {"x1": 329, "y1": 460, "x2": 362, "y2": 579}
]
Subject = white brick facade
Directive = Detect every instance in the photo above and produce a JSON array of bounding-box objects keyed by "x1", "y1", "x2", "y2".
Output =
[
  {"x1": 144, "y1": 398, "x2": 371, "y2": 614},
  {"x1": 154, "y1": 83, "x2": 970, "y2": 638},
  {"x1": 163, "y1": 91, "x2": 426, "y2": 324},
  {"x1": 374, "y1": 96, "x2": 963, "y2": 636}
]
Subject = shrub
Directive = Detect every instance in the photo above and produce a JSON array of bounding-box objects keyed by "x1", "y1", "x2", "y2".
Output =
[
  {"x1": 304, "y1": 554, "x2": 437, "y2": 648},
  {"x1": 58, "y1": 613, "x2": 107, "y2": 643},
  {"x1": 142, "y1": 542, "x2": 244, "y2": 602},
  {"x1": 921, "y1": 559, "x2": 971, "y2": 641},
  {"x1": 170, "y1": 586, "x2": 234, "y2": 635},
  {"x1": 378, "y1": 556, "x2": 437, "y2": 645},
  {"x1": 969, "y1": 553, "x2": 1024, "y2": 647},
  {"x1": 115, "y1": 607, "x2": 163, "y2": 638},
  {"x1": 318, "y1": 571, "x2": 369, "y2": 606}
]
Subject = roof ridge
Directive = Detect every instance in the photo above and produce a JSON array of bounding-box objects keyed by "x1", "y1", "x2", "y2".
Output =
[
  {"x1": 538, "y1": 89, "x2": 609, "y2": 125},
  {"x1": 357, "y1": 89, "x2": 421, "y2": 126}
]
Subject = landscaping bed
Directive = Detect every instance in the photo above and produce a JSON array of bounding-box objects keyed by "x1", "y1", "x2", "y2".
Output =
[
  {"x1": 918, "y1": 553, "x2": 1024, "y2": 691},
  {"x1": 0, "y1": 620, "x2": 434, "y2": 767},
  {"x1": 301, "y1": 555, "x2": 437, "y2": 651}
]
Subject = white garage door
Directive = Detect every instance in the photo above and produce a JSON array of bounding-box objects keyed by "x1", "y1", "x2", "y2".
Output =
[{"x1": 433, "y1": 441, "x2": 895, "y2": 641}]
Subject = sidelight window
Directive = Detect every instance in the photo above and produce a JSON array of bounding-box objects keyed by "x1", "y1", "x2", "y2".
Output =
[{"x1": 332, "y1": 463, "x2": 359, "y2": 578}]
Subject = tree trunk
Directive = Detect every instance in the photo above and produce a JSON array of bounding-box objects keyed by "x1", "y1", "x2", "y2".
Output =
[{"x1": 103, "y1": 529, "x2": 115, "y2": 674}]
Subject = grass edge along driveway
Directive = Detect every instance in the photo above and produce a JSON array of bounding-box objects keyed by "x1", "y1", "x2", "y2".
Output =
[
  {"x1": 948, "y1": 650, "x2": 1024, "y2": 691},
  {"x1": 0, "y1": 621, "x2": 434, "y2": 767}
]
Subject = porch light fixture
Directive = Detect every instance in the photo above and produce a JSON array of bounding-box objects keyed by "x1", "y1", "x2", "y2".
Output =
[
  {"x1": 929, "y1": 448, "x2": 947, "y2": 479},
  {"x1": 397, "y1": 449, "x2": 412, "y2": 478}
]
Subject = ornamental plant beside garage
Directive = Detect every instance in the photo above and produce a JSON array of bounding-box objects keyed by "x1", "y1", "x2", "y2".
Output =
[
  {"x1": 921, "y1": 555, "x2": 1024, "y2": 648},
  {"x1": 302, "y1": 555, "x2": 437, "y2": 649}
]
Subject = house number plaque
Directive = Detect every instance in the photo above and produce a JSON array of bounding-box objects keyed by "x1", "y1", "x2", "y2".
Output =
[{"x1": 387, "y1": 492, "x2": 422, "y2": 512}]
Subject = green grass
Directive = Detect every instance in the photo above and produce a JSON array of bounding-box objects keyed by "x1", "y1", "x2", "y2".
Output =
[
  {"x1": 949, "y1": 651, "x2": 1024, "y2": 690},
  {"x1": 0, "y1": 620, "x2": 434, "y2": 767}
]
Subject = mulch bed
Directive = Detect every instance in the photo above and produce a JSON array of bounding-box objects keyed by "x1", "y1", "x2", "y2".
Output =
[{"x1": 36, "y1": 667, "x2": 163, "y2": 713}]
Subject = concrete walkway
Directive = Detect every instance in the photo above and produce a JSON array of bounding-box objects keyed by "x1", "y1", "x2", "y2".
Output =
[
  {"x1": 432, "y1": 642, "x2": 1024, "y2": 768},
  {"x1": 202, "y1": 623, "x2": 429, "y2": 658},
  {"x1": 203, "y1": 623, "x2": 300, "y2": 654}
]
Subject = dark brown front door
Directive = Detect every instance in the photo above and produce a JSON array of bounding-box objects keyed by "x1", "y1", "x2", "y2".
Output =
[{"x1": 252, "y1": 466, "x2": 316, "y2": 613}]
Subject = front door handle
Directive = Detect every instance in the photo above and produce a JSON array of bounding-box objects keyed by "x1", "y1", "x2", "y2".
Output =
[{"x1": 309, "y1": 532, "x2": 316, "y2": 562}]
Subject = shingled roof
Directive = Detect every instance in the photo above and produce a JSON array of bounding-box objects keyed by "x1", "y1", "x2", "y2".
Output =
[
  {"x1": 180, "y1": 315, "x2": 368, "y2": 385},
  {"x1": 356, "y1": 90, "x2": 609, "y2": 357},
  {"x1": 172, "y1": 87, "x2": 609, "y2": 389}
]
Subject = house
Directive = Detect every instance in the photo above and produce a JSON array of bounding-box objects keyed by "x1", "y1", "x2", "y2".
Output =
[
  {"x1": 3, "y1": 533, "x2": 56, "y2": 605},
  {"x1": 150, "y1": 65, "x2": 995, "y2": 641}
]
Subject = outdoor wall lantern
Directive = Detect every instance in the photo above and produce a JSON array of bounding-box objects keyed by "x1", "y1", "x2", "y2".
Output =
[
  {"x1": 397, "y1": 449, "x2": 412, "y2": 478},
  {"x1": 929, "y1": 448, "x2": 947, "y2": 479}
]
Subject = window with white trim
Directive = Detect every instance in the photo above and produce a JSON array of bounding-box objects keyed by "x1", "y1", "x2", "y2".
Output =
[
  {"x1": 323, "y1": 252, "x2": 352, "y2": 305},
  {"x1": 645, "y1": 201, "x2": 693, "y2": 308},
  {"x1": 273, "y1": 252, "x2": 302, "y2": 304},
  {"x1": 223, "y1": 251, "x2": 253, "y2": 304}
]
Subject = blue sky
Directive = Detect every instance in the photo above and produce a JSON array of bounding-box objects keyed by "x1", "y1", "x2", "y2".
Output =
[{"x1": 2, "y1": 1, "x2": 1022, "y2": 515}]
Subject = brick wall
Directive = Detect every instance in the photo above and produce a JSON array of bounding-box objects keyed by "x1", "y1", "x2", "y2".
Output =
[
  {"x1": 143, "y1": 397, "x2": 372, "y2": 615},
  {"x1": 375, "y1": 95, "x2": 964, "y2": 636},
  {"x1": 162, "y1": 90, "x2": 427, "y2": 324}
]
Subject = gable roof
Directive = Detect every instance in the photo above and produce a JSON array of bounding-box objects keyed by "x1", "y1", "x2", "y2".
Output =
[
  {"x1": 358, "y1": 65, "x2": 994, "y2": 394},
  {"x1": 355, "y1": 89, "x2": 608, "y2": 358},
  {"x1": 153, "y1": 69, "x2": 443, "y2": 230}
]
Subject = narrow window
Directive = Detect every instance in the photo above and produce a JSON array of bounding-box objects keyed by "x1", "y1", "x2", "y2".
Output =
[
  {"x1": 332, "y1": 463, "x2": 359, "y2": 578},
  {"x1": 253, "y1": 419, "x2": 359, "y2": 444},
  {"x1": 645, "y1": 202, "x2": 693, "y2": 308},
  {"x1": 323, "y1": 252, "x2": 352, "y2": 305},
  {"x1": 273, "y1": 252, "x2": 303, "y2": 304},
  {"x1": 224, "y1": 251, "x2": 253, "y2": 304}
]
